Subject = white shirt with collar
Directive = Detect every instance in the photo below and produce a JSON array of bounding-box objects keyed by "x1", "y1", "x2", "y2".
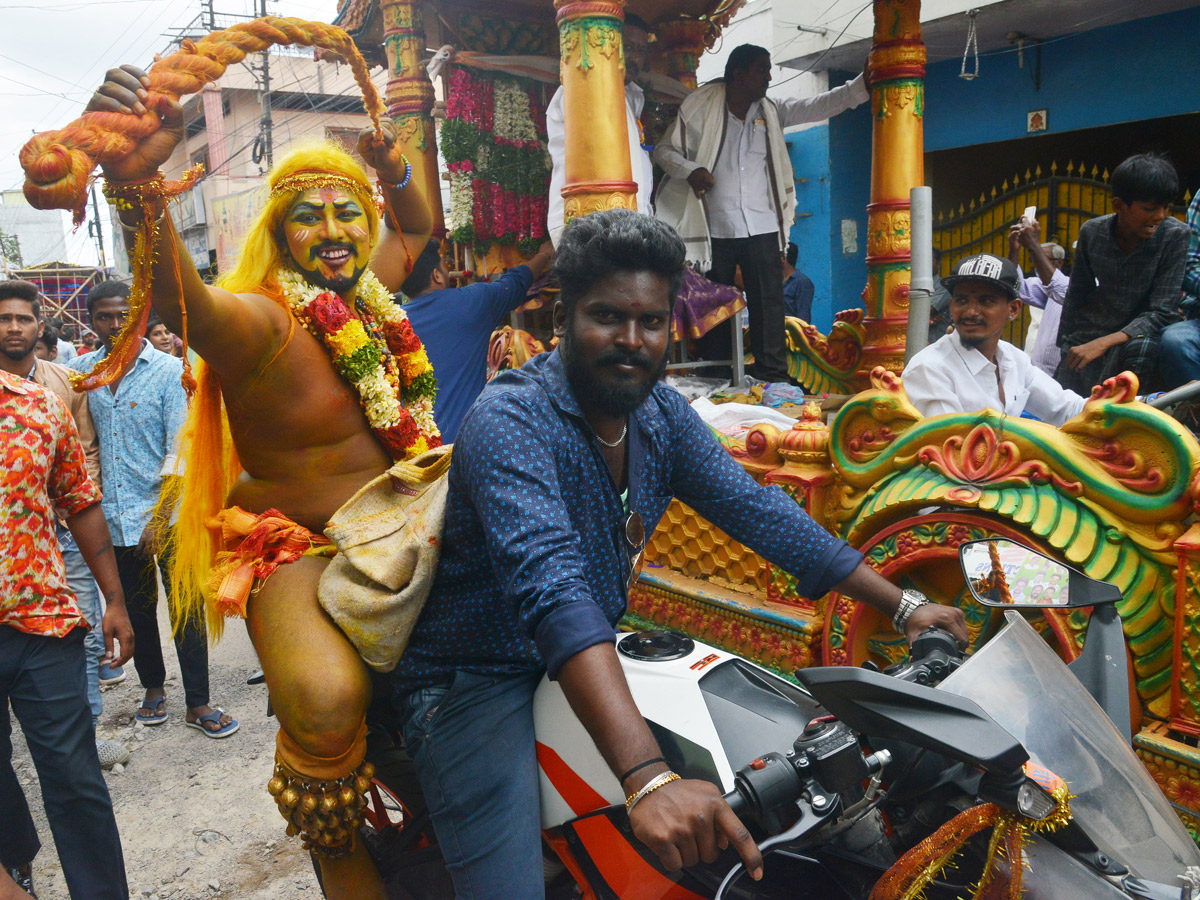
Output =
[
  {"x1": 546, "y1": 81, "x2": 653, "y2": 247},
  {"x1": 1020, "y1": 268, "x2": 1069, "y2": 376},
  {"x1": 658, "y1": 74, "x2": 869, "y2": 241},
  {"x1": 902, "y1": 330, "x2": 1086, "y2": 426}
]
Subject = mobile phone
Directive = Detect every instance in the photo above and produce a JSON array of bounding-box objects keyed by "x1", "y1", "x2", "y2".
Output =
[{"x1": 1022, "y1": 205, "x2": 1037, "y2": 224}]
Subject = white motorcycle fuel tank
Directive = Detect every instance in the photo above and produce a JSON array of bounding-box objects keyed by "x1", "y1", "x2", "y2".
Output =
[{"x1": 533, "y1": 630, "x2": 822, "y2": 830}]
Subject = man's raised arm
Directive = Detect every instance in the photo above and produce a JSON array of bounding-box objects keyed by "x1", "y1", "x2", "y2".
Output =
[
  {"x1": 86, "y1": 66, "x2": 276, "y2": 383},
  {"x1": 356, "y1": 124, "x2": 434, "y2": 294}
]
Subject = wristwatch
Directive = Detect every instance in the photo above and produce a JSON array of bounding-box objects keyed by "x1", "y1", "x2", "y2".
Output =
[{"x1": 892, "y1": 589, "x2": 929, "y2": 632}]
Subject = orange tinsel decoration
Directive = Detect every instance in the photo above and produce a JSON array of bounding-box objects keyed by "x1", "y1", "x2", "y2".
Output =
[{"x1": 19, "y1": 16, "x2": 385, "y2": 225}]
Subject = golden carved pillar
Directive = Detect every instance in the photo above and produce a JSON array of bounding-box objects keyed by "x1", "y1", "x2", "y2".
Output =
[
  {"x1": 554, "y1": 0, "x2": 637, "y2": 224},
  {"x1": 859, "y1": 0, "x2": 926, "y2": 378},
  {"x1": 656, "y1": 17, "x2": 708, "y2": 90},
  {"x1": 380, "y1": 0, "x2": 445, "y2": 235}
]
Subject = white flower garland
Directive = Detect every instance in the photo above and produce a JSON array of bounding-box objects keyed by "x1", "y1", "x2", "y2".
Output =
[
  {"x1": 493, "y1": 81, "x2": 539, "y2": 148},
  {"x1": 277, "y1": 267, "x2": 439, "y2": 441}
]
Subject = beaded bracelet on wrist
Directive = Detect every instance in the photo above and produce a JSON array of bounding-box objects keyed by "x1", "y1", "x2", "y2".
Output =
[{"x1": 378, "y1": 155, "x2": 413, "y2": 191}]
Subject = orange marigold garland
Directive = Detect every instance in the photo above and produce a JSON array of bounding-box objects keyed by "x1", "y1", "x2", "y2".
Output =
[
  {"x1": 869, "y1": 763, "x2": 1072, "y2": 900},
  {"x1": 280, "y1": 266, "x2": 440, "y2": 460}
]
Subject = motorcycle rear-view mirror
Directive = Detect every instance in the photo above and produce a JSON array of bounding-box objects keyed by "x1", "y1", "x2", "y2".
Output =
[{"x1": 959, "y1": 539, "x2": 1121, "y2": 609}]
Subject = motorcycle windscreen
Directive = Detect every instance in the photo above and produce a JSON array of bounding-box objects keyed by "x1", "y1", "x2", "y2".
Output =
[{"x1": 940, "y1": 611, "x2": 1200, "y2": 884}]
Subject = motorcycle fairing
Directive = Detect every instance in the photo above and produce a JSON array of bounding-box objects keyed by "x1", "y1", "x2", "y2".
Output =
[
  {"x1": 536, "y1": 633, "x2": 798, "y2": 828},
  {"x1": 796, "y1": 666, "x2": 1028, "y2": 776},
  {"x1": 555, "y1": 806, "x2": 712, "y2": 900}
]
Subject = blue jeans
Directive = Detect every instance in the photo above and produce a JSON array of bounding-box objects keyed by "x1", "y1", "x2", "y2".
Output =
[
  {"x1": 0, "y1": 625, "x2": 128, "y2": 899},
  {"x1": 397, "y1": 671, "x2": 544, "y2": 899},
  {"x1": 1159, "y1": 319, "x2": 1200, "y2": 390},
  {"x1": 58, "y1": 525, "x2": 103, "y2": 720}
]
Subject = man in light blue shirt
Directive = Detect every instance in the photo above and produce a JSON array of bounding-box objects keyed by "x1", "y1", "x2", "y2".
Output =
[{"x1": 71, "y1": 281, "x2": 237, "y2": 738}]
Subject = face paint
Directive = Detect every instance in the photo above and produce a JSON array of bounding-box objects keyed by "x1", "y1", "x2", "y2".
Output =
[{"x1": 283, "y1": 187, "x2": 371, "y2": 295}]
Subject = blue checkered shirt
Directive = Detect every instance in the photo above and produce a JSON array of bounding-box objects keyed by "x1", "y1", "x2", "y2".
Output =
[
  {"x1": 391, "y1": 349, "x2": 862, "y2": 694},
  {"x1": 1180, "y1": 193, "x2": 1200, "y2": 318},
  {"x1": 68, "y1": 340, "x2": 187, "y2": 546}
]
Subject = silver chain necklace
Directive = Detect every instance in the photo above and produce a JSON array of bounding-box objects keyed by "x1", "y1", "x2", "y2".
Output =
[{"x1": 596, "y1": 421, "x2": 628, "y2": 448}]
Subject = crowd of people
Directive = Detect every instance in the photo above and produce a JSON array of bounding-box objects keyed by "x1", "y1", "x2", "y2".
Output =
[
  {"x1": 904, "y1": 152, "x2": 1200, "y2": 424},
  {"x1": 0, "y1": 24, "x2": 1197, "y2": 900}
]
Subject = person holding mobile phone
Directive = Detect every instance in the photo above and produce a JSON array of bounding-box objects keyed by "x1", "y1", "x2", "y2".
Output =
[{"x1": 1008, "y1": 216, "x2": 1069, "y2": 376}]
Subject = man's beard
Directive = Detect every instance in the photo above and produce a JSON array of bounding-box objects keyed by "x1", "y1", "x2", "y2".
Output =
[
  {"x1": 562, "y1": 332, "x2": 669, "y2": 418},
  {"x1": 0, "y1": 338, "x2": 36, "y2": 362},
  {"x1": 290, "y1": 243, "x2": 365, "y2": 293}
]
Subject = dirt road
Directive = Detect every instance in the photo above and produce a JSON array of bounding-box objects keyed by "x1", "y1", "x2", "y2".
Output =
[{"x1": 11, "y1": 605, "x2": 322, "y2": 899}]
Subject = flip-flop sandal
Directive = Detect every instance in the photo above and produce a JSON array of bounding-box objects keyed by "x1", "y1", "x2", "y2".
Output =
[
  {"x1": 135, "y1": 694, "x2": 168, "y2": 725},
  {"x1": 185, "y1": 710, "x2": 239, "y2": 739}
]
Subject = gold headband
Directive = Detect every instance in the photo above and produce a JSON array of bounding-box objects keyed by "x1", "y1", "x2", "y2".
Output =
[{"x1": 270, "y1": 171, "x2": 375, "y2": 207}]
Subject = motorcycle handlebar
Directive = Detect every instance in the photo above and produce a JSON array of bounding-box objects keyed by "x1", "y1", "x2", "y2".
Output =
[{"x1": 723, "y1": 787, "x2": 747, "y2": 819}]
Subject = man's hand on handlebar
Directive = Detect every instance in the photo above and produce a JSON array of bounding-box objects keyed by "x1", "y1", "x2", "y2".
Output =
[
  {"x1": 906, "y1": 603, "x2": 969, "y2": 648},
  {"x1": 628, "y1": 778, "x2": 764, "y2": 881}
]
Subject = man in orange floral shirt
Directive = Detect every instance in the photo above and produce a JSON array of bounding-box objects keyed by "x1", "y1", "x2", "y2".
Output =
[{"x1": 0, "y1": 367, "x2": 133, "y2": 899}]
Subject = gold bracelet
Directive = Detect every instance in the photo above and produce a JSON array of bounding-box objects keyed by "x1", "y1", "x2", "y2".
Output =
[{"x1": 625, "y1": 771, "x2": 681, "y2": 815}]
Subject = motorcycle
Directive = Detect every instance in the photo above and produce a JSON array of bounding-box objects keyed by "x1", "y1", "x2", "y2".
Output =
[{"x1": 320, "y1": 539, "x2": 1200, "y2": 899}]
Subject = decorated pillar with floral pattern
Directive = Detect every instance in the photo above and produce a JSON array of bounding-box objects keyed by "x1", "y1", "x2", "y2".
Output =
[
  {"x1": 554, "y1": 0, "x2": 637, "y2": 224},
  {"x1": 859, "y1": 0, "x2": 926, "y2": 378},
  {"x1": 380, "y1": 0, "x2": 445, "y2": 234},
  {"x1": 1171, "y1": 516, "x2": 1200, "y2": 738},
  {"x1": 656, "y1": 17, "x2": 709, "y2": 90}
]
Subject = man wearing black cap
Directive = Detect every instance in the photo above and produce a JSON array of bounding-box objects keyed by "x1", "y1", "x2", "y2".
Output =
[{"x1": 902, "y1": 253, "x2": 1086, "y2": 426}]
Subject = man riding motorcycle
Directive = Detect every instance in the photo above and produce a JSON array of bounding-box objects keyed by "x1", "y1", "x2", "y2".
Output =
[{"x1": 387, "y1": 210, "x2": 968, "y2": 898}]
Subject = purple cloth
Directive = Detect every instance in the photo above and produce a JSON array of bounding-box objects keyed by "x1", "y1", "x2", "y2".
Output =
[{"x1": 519, "y1": 267, "x2": 745, "y2": 341}]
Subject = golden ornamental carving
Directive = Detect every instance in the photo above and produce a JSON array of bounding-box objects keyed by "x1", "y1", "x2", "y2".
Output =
[
  {"x1": 778, "y1": 402, "x2": 832, "y2": 465},
  {"x1": 866, "y1": 208, "x2": 911, "y2": 257},
  {"x1": 869, "y1": 41, "x2": 927, "y2": 72},
  {"x1": 872, "y1": 0, "x2": 923, "y2": 44},
  {"x1": 563, "y1": 190, "x2": 637, "y2": 220},
  {"x1": 558, "y1": 16, "x2": 624, "y2": 72},
  {"x1": 871, "y1": 81, "x2": 924, "y2": 119}
]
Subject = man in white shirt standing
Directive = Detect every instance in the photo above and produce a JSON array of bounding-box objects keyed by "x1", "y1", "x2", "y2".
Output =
[
  {"x1": 903, "y1": 253, "x2": 1086, "y2": 426},
  {"x1": 546, "y1": 14, "x2": 653, "y2": 247},
  {"x1": 654, "y1": 44, "x2": 869, "y2": 382}
]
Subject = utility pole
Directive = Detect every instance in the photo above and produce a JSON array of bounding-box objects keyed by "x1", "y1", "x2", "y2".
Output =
[
  {"x1": 89, "y1": 182, "x2": 108, "y2": 270},
  {"x1": 257, "y1": 0, "x2": 273, "y2": 169}
]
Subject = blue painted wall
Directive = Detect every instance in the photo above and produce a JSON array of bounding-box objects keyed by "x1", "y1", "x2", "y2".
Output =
[
  {"x1": 827, "y1": 76, "x2": 873, "y2": 322},
  {"x1": 924, "y1": 6, "x2": 1200, "y2": 153},
  {"x1": 785, "y1": 71, "x2": 873, "y2": 331},
  {"x1": 785, "y1": 125, "x2": 833, "y2": 331},
  {"x1": 812, "y1": 8, "x2": 1200, "y2": 324}
]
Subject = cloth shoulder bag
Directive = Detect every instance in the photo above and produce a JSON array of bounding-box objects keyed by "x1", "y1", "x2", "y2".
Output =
[{"x1": 317, "y1": 445, "x2": 453, "y2": 672}]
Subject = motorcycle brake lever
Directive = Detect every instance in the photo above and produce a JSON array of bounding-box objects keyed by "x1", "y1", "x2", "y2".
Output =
[{"x1": 713, "y1": 794, "x2": 839, "y2": 900}]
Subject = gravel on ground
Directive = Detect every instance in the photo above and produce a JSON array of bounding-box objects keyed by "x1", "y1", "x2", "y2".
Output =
[{"x1": 11, "y1": 601, "x2": 321, "y2": 899}]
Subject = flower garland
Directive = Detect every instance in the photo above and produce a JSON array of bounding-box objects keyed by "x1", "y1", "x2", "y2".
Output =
[
  {"x1": 441, "y1": 66, "x2": 550, "y2": 255},
  {"x1": 279, "y1": 267, "x2": 441, "y2": 460}
]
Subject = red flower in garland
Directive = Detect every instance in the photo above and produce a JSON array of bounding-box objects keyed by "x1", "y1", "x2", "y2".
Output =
[
  {"x1": 307, "y1": 292, "x2": 352, "y2": 333},
  {"x1": 383, "y1": 318, "x2": 424, "y2": 355},
  {"x1": 472, "y1": 179, "x2": 489, "y2": 241},
  {"x1": 378, "y1": 417, "x2": 420, "y2": 458}
]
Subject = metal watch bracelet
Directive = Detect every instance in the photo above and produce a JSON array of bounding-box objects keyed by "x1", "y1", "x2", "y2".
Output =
[{"x1": 892, "y1": 589, "x2": 928, "y2": 632}]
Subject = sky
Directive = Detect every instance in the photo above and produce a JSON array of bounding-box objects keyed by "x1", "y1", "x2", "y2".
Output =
[{"x1": 0, "y1": 0, "x2": 341, "y2": 267}]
